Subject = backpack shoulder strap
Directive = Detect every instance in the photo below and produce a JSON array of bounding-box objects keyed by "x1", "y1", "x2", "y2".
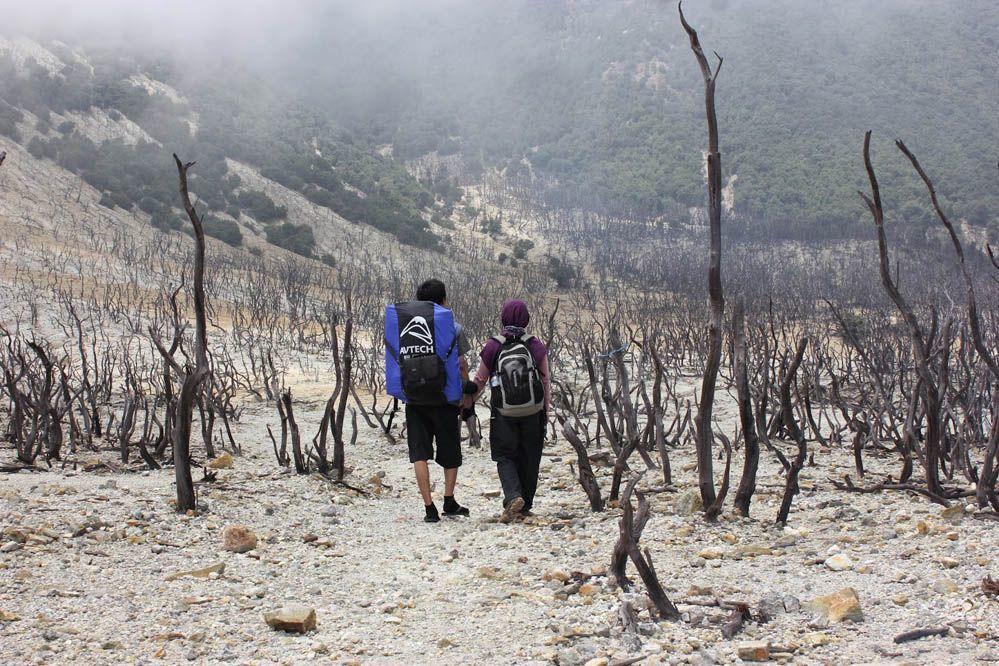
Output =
[{"x1": 384, "y1": 335, "x2": 399, "y2": 362}]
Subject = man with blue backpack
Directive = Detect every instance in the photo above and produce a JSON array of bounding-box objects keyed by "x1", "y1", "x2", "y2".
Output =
[{"x1": 385, "y1": 279, "x2": 472, "y2": 523}]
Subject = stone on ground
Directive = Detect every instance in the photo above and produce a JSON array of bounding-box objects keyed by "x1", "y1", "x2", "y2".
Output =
[
  {"x1": 222, "y1": 525, "x2": 257, "y2": 553},
  {"x1": 263, "y1": 605, "x2": 317, "y2": 633},
  {"x1": 675, "y1": 488, "x2": 703, "y2": 516},
  {"x1": 208, "y1": 452, "x2": 234, "y2": 469},
  {"x1": 805, "y1": 587, "x2": 863, "y2": 623},
  {"x1": 738, "y1": 641, "x2": 771, "y2": 661},
  {"x1": 165, "y1": 562, "x2": 225, "y2": 581}
]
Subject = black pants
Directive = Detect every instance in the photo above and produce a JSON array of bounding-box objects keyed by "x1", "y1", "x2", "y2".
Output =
[{"x1": 490, "y1": 410, "x2": 545, "y2": 511}]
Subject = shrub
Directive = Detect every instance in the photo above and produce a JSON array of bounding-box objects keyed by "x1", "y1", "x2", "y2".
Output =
[
  {"x1": 513, "y1": 238, "x2": 535, "y2": 260},
  {"x1": 203, "y1": 216, "x2": 243, "y2": 246},
  {"x1": 0, "y1": 103, "x2": 23, "y2": 141},
  {"x1": 237, "y1": 189, "x2": 287, "y2": 222},
  {"x1": 266, "y1": 222, "x2": 315, "y2": 258},
  {"x1": 27, "y1": 137, "x2": 47, "y2": 159}
]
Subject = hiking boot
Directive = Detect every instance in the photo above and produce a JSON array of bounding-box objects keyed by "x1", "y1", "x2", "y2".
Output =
[{"x1": 500, "y1": 496, "x2": 525, "y2": 524}]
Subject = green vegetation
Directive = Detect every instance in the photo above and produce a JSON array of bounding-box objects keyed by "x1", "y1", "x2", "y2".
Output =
[
  {"x1": 512, "y1": 239, "x2": 534, "y2": 260},
  {"x1": 292, "y1": 0, "x2": 997, "y2": 240},
  {"x1": 266, "y1": 222, "x2": 316, "y2": 258},
  {"x1": 0, "y1": 48, "x2": 442, "y2": 252}
]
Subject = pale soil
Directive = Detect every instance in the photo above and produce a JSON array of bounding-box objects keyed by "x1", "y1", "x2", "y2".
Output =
[{"x1": 1, "y1": 395, "x2": 997, "y2": 666}]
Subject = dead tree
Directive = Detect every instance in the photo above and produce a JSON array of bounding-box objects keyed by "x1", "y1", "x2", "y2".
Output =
[
  {"x1": 775, "y1": 336, "x2": 808, "y2": 524},
  {"x1": 896, "y1": 141, "x2": 999, "y2": 509},
  {"x1": 732, "y1": 301, "x2": 760, "y2": 516},
  {"x1": 607, "y1": 330, "x2": 644, "y2": 501},
  {"x1": 313, "y1": 299, "x2": 356, "y2": 480},
  {"x1": 609, "y1": 473, "x2": 680, "y2": 621},
  {"x1": 680, "y1": 2, "x2": 725, "y2": 512},
  {"x1": 860, "y1": 132, "x2": 944, "y2": 497},
  {"x1": 554, "y1": 382, "x2": 605, "y2": 511},
  {"x1": 151, "y1": 155, "x2": 211, "y2": 512},
  {"x1": 0, "y1": 333, "x2": 77, "y2": 465}
]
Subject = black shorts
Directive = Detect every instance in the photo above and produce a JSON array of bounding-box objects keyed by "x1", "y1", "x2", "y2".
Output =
[{"x1": 406, "y1": 404, "x2": 462, "y2": 468}]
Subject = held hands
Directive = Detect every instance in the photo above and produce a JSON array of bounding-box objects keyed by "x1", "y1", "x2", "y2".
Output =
[{"x1": 460, "y1": 380, "x2": 479, "y2": 410}]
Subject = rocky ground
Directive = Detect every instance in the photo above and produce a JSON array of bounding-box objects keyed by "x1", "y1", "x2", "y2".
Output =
[{"x1": 1, "y1": 397, "x2": 997, "y2": 666}]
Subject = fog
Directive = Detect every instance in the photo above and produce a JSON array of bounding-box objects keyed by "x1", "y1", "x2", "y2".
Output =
[{"x1": 1, "y1": 0, "x2": 995, "y2": 236}]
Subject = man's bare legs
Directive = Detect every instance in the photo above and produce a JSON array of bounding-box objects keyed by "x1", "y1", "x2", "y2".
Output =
[
  {"x1": 414, "y1": 460, "x2": 433, "y2": 505},
  {"x1": 414, "y1": 462, "x2": 459, "y2": 503}
]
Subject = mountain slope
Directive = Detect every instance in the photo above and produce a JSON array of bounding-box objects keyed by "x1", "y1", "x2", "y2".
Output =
[
  {"x1": 284, "y1": 0, "x2": 998, "y2": 239},
  {"x1": 0, "y1": 37, "x2": 449, "y2": 254}
]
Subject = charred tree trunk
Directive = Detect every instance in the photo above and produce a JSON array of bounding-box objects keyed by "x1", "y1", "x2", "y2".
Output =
[
  {"x1": 611, "y1": 474, "x2": 680, "y2": 621},
  {"x1": 153, "y1": 155, "x2": 211, "y2": 513},
  {"x1": 561, "y1": 417, "x2": 605, "y2": 511},
  {"x1": 332, "y1": 303, "x2": 353, "y2": 480},
  {"x1": 775, "y1": 337, "x2": 809, "y2": 525},
  {"x1": 280, "y1": 390, "x2": 306, "y2": 474},
  {"x1": 860, "y1": 132, "x2": 944, "y2": 497},
  {"x1": 732, "y1": 301, "x2": 760, "y2": 516},
  {"x1": 680, "y1": 2, "x2": 725, "y2": 513}
]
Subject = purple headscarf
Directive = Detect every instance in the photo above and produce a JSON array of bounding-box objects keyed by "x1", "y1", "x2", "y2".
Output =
[{"x1": 501, "y1": 299, "x2": 530, "y2": 336}]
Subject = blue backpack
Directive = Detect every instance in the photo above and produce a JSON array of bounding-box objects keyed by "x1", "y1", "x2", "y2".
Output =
[{"x1": 385, "y1": 301, "x2": 462, "y2": 405}]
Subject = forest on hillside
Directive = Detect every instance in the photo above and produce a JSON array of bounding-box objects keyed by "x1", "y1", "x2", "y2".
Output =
[
  {"x1": 4, "y1": 1, "x2": 994, "y2": 246},
  {"x1": 0, "y1": 48, "x2": 451, "y2": 253},
  {"x1": 281, "y1": 0, "x2": 997, "y2": 239}
]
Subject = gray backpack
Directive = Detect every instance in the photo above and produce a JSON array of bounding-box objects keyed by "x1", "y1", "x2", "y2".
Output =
[{"x1": 490, "y1": 335, "x2": 544, "y2": 417}]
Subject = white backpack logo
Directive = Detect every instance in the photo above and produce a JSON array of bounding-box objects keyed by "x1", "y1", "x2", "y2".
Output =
[{"x1": 401, "y1": 316, "x2": 434, "y2": 346}]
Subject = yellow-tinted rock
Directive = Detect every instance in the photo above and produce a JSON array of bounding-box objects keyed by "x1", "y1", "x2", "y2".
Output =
[
  {"x1": 165, "y1": 562, "x2": 225, "y2": 581},
  {"x1": 208, "y1": 453, "x2": 233, "y2": 469},
  {"x1": 804, "y1": 632, "x2": 833, "y2": 646},
  {"x1": 805, "y1": 587, "x2": 862, "y2": 623}
]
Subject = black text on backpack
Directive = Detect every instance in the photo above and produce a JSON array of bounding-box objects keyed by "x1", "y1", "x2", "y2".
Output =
[{"x1": 490, "y1": 335, "x2": 544, "y2": 417}]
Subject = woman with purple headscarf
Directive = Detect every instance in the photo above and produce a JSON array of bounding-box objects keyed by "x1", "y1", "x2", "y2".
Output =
[{"x1": 464, "y1": 299, "x2": 551, "y2": 522}]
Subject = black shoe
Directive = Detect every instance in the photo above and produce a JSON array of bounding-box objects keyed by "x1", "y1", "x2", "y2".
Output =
[
  {"x1": 424, "y1": 503, "x2": 440, "y2": 523},
  {"x1": 443, "y1": 496, "x2": 470, "y2": 517}
]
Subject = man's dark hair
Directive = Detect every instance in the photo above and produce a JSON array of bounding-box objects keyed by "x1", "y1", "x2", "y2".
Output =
[{"x1": 417, "y1": 279, "x2": 447, "y2": 305}]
